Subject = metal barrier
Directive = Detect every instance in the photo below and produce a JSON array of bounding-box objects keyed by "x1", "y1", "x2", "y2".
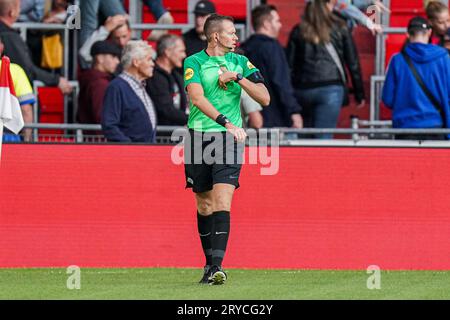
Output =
[
  {"x1": 374, "y1": 0, "x2": 391, "y2": 76},
  {"x1": 13, "y1": 23, "x2": 71, "y2": 79},
  {"x1": 373, "y1": 26, "x2": 406, "y2": 121},
  {"x1": 373, "y1": 0, "x2": 404, "y2": 121},
  {"x1": 351, "y1": 116, "x2": 392, "y2": 141},
  {"x1": 11, "y1": 123, "x2": 450, "y2": 146},
  {"x1": 14, "y1": 22, "x2": 78, "y2": 132},
  {"x1": 370, "y1": 75, "x2": 386, "y2": 122},
  {"x1": 23, "y1": 123, "x2": 183, "y2": 144},
  {"x1": 246, "y1": 0, "x2": 262, "y2": 40}
]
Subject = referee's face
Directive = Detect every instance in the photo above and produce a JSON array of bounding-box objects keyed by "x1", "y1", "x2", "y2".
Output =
[{"x1": 218, "y1": 20, "x2": 238, "y2": 52}]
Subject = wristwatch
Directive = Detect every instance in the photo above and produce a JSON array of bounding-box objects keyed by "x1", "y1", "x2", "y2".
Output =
[
  {"x1": 216, "y1": 114, "x2": 231, "y2": 127},
  {"x1": 235, "y1": 73, "x2": 243, "y2": 83}
]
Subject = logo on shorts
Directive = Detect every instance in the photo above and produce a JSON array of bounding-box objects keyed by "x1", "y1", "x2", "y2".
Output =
[
  {"x1": 185, "y1": 68, "x2": 194, "y2": 80},
  {"x1": 247, "y1": 61, "x2": 255, "y2": 70},
  {"x1": 187, "y1": 177, "x2": 194, "y2": 184}
]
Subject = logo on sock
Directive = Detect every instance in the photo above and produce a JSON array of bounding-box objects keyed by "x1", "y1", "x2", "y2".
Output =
[{"x1": 199, "y1": 232, "x2": 211, "y2": 237}]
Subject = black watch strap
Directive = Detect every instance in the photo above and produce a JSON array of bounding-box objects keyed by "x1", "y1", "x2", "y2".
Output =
[{"x1": 216, "y1": 114, "x2": 231, "y2": 127}]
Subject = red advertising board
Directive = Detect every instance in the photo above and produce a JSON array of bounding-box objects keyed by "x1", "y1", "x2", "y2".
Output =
[{"x1": 1, "y1": 145, "x2": 450, "y2": 270}]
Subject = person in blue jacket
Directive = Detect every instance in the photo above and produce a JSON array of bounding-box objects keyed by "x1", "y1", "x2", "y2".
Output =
[{"x1": 382, "y1": 16, "x2": 450, "y2": 140}]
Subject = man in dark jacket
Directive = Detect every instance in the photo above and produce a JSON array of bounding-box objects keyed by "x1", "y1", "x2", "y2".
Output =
[
  {"x1": 77, "y1": 41, "x2": 121, "y2": 124},
  {"x1": 0, "y1": 0, "x2": 72, "y2": 94},
  {"x1": 182, "y1": 0, "x2": 216, "y2": 57},
  {"x1": 146, "y1": 34, "x2": 188, "y2": 126},
  {"x1": 382, "y1": 16, "x2": 450, "y2": 140},
  {"x1": 241, "y1": 4, "x2": 302, "y2": 129}
]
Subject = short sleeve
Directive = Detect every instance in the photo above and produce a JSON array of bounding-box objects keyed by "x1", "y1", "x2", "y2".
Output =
[
  {"x1": 239, "y1": 54, "x2": 259, "y2": 78},
  {"x1": 11, "y1": 64, "x2": 36, "y2": 105},
  {"x1": 183, "y1": 56, "x2": 201, "y2": 88}
]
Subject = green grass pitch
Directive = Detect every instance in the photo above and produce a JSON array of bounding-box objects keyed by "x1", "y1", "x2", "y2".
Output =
[{"x1": 1, "y1": 268, "x2": 450, "y2": 300}]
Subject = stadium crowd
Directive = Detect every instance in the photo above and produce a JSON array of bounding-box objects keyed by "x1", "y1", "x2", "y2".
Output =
[{"x1": 0, "y1": 0, "x2": 449, "y2": 142}]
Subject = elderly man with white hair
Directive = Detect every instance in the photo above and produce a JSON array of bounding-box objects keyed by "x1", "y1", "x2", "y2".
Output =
[{"x1": 101, "y1": 40, "x2": 157, "y2": 143}]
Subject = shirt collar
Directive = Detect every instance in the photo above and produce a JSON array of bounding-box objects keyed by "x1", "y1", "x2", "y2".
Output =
[{"x1": 121, "y1": 71, "x2": 146, "y2": 88}]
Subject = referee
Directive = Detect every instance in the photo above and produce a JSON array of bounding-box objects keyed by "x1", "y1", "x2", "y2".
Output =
[{"x1": 183, "y1": 14, "x2": 270, "y2": 285}]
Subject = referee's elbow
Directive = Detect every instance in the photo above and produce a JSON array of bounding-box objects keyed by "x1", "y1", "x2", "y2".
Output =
[
  {"x1": 191, "y1": 95, "x2": 204, "y2": 107},
  {"x1": 261, "y1": 95, "x2": 270, "y2": 108}
]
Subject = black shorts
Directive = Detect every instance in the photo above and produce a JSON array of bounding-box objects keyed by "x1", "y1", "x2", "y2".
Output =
[{"x1": 184, "y1": 129, "x2": 244, "y2": 193}]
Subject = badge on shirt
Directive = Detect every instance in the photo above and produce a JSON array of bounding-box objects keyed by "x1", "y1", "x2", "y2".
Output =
[
  {"x1": 247, "y1": 61, "x2": 256, "y2": 70},
  {"x1": 185, "y1": 68, "x2": 194, "y2": 80}
]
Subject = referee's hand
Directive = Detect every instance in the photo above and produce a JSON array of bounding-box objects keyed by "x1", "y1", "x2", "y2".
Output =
[
  {"x1": 225, "y1": 123, "x2": 247, "y2": 143},
  {"x1": 218, "y1": 67, "x2": 237, "y2": 90}
]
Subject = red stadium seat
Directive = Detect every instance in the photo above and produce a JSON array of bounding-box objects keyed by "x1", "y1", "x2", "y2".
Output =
[
  {"x1": 385, "y1": 0, "x2": 427, "y2": 66},
  {"x1": 385, "y1": 34, "x2": 407, "y2": 67},
  {"x1": 390, "y1": 0, "x2": 424, "y2": 10},
  {"x1": 213, "y1": 0, "x2": 247, "y2": 20},
  {"x1": 141, "y1": 0, "x2": 188, "y2": 41},
  {"x1": 385, "y1": 5, "x2": 425, "y2": 64},
  {"x1": 390, "y1": 11, "x2": 426, "y2": 27},
  {"x1": 139, "y1": 0, "x2": 247, "y2": 40},
  {"x1": 37, "y1": 87, "x2": 64, "y2": 134},
  {"x1": 38, "y1": 87, "x2": 63, "y2": 113}
]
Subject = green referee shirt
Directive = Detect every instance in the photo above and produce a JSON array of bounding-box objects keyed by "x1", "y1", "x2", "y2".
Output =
[{"x1": 184, "y1": 49, "x2": 260, "y2": 132}]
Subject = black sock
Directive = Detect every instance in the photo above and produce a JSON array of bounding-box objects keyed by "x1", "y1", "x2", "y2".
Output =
[
  {"x1": 211, "y1": 211, "x2": 230, "y2": 267},
  {"x1": 197, "y1": 212, "x2": 213, "y2": 266}
]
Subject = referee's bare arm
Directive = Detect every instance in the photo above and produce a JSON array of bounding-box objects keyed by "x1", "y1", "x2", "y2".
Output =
[
  {"x1": 217, "y1": 68, "x2": 270, "y2": 107},
  {"x1": 239, "y1": 79, "x2": 270, "y2": 107},
  {"x1": 187, "y1": 83, "x2": 247, "y2": 142}
]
